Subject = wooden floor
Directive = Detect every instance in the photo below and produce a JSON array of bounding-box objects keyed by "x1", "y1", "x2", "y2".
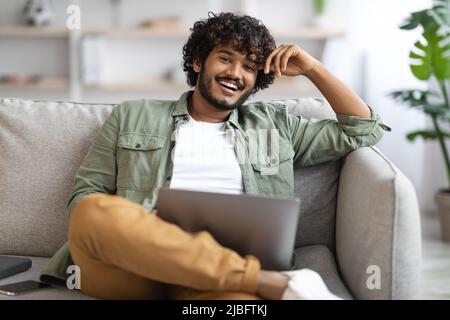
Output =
[{"x1": 420, "y1": 212, "x2": 450, "y2": 300}]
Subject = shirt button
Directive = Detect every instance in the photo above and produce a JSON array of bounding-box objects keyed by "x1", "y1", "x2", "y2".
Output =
[{"x1": 135, "y1": 143, "x2": 141, "y2": 148}]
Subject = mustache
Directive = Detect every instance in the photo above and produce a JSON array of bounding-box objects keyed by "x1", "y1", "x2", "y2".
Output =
[{"x1": 215, "y1": 76, "x2": 245, "y2": 91}]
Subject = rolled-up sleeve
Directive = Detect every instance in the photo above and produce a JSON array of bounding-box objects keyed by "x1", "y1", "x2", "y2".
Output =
[{"x1": 289, "y1": 107, "x2": 391, "y2": 167}]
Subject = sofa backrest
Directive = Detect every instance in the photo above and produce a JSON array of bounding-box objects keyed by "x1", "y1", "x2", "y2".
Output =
[
  {"x1": 273, "y1": 98, "x2": 341, "y2": 251},
  {"x1": 0, "y1": 99, "x2": 115, "y2": 257},
  {"x1": 0, "y1": 97, "x2": 340, "y2": 257}
]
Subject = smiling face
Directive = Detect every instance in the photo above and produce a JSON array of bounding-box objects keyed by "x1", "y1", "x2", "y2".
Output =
[{"x1": 193, "y1": 44, "x2": 259, "y2": 111}]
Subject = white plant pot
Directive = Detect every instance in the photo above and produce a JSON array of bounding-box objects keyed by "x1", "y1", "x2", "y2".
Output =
[
  {"x1": 435, "y1": 191, "x2": 450, "y2": 242},
  {"x1": 309, "y1": 15, "x2": 330, "y2": 28}
]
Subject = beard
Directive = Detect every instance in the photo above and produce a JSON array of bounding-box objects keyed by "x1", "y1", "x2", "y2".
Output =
[{"x1": 198, "y1": 68, "x2": 253, "y2": 111}]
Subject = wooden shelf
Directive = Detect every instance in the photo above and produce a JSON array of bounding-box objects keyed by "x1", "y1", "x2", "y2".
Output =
[
  {"x1": 266, "y1": 77, "x2": 322, "y2": 95},
  {"x1": 0, "y1": 26, "x2": 69, "y2": 38},
  {"x1": 0, "y1": 78, "x2": 69, "y2": 90},
  {"x1": 272, "y1": 27, "x2": 345, "y2": 39},
  {"x1": 0, "y1": 26, "x2": 344, "y2": 40},
  {"x1": 83, "y1": 80, "x2": 190, "y2": 92},
  {"x1": 81, "y1": 28, "x2": 190, "y2": 39},
  {"x1": 82, "y1": 77, "x2": 320, "y2": 95},
  {"x1": 82, "y1": 27, "x2": 345, "y2": 40}
]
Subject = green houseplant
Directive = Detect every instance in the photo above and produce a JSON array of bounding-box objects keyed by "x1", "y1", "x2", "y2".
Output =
[
  {"x1": 311, "y1": 0, "x2": 328, "y2": 27},
  {"x1": 389, "y1": 0, "x2": 450, "y2": 241},
  {"x1": 314, "y1": 0, "x2": 326, "y2": 16}
]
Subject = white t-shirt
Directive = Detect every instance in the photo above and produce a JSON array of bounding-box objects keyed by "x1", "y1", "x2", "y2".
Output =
[{"x1": 170, "y1": 116, "x2": 244, "y2": 194}]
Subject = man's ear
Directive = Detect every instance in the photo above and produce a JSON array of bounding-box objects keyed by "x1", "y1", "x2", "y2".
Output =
[{"x1": 193, "y1": 58, "x2": 201, "y2": 73}]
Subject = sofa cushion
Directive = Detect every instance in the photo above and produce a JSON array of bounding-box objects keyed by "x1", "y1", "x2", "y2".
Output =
[
  {"x1": 0, "y1": 99, "x2": 115, "y2": 257},
  {"x1": 293, "y1": 244, "x2": 353, "y2": 300},
  {"x1": 0, "y1": 97, "x2": 340, "y2": 257},
  {"x1": 0, "y1": 255, "x2": 93, "y2": 300},
  {"x1": 294, "y1": 160, "x2": 341, "y2": 250}
]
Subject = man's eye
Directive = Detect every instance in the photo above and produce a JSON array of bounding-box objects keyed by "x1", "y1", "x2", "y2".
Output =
[
  {"x1": 245, "y1": 65, "x2": 256, "y2": 72},
  {"x1": 220, "y1": 56, "x2": 231, "y2": 63}
]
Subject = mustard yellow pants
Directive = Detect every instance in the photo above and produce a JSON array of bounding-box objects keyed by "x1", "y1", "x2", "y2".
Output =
[{"x1": 68, "y1": 193, "x2": 261, "y2": 300}]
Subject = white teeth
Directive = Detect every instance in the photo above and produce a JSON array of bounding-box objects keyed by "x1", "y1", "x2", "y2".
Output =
[{"x1": 219, "y1": 80, "x2": 238, "y2": 90}]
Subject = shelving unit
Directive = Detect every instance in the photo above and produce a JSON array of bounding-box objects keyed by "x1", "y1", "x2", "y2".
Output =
[{"x1": 0, "y1": 25, "x2": 345, "y2": 102}]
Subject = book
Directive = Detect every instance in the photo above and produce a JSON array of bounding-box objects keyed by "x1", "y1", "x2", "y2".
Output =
[{"x1": 0, "y1": 256, "x2": 32, "y2": 281}]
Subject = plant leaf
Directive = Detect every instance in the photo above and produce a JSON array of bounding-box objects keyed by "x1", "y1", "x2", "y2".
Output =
[
  {"x1": 406, "y1": 129, "x2": 450, "y2": 142},
  {"x1": 400, "y1": 1, "x2": 450, "y2": 80},
  {"x1": 389, "y1": 89, "x2": 439, "y2": 107},
  {"x1": 400, "y1": 9, "x2": 434, "y2": 31},
  {"x1": 409, "y1": 26, "x2": 450, "y2": 80},
  {"x1": 400, "y1": 0, "x2": 449, "y2": 32},
  {"x1": 388, "y1": 89, "x2": 450, "y2": 120},
  {"x1": 430, "y1": 0, "x2": 450, "y2": 30}
]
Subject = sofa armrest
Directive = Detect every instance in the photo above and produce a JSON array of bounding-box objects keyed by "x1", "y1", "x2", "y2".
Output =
[{"x1": 336, "y1": 146, "x2": 422, "y2": 299}]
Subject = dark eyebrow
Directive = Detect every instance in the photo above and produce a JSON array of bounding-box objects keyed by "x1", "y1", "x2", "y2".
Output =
[
  {"x1": 217, "y1": 49, "x2": 234, "y2": 55},
  {"x1": 217, "y1": 49, "x2": 258, "y2": 65}
]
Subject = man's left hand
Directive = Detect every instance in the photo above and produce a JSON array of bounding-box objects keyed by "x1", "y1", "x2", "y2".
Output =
[{"x1": 263, "y1": 44, "x2": 320, "y2": 78}]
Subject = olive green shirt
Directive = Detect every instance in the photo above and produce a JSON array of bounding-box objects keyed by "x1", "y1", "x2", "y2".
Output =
[{"x1": 40, "y1": 90, "x2": 391, "y2": 285}]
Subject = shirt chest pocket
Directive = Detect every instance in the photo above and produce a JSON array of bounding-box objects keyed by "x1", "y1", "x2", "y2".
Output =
[
  {"x1": 250, "y1": 141, "x2": 295, "y2": 197},
  {"x1": 116, "y1": 133, "x2": 167, "y2": 191},
  {"x1": 250, "y1": 140, "x2": 295, "y2": 176}
]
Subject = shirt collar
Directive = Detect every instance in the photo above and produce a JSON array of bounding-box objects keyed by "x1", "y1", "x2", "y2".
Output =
[
  {"x1": 227, "y1": 108, "x2": 242, "y2": 131},
  {"x1": 172, "y1": 90, "x2": 243, "y2": 131},
  {"x1": 171, "y1": 91, "x2": 191, "y2": 117}
]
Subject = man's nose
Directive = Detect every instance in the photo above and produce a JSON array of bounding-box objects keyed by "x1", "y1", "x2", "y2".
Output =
[{"x1": 225, "y1": 63, "x2": 243, "y2": 81}]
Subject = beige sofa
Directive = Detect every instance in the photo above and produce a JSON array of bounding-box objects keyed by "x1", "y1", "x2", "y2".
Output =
[{"x1": 0, "y1": 97, "x2": 421, "y2": 299}]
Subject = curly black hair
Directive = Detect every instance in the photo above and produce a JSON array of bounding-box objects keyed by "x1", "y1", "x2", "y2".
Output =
[{"x1": 182, "y1": 12, "x2": 276, "y2": 94}]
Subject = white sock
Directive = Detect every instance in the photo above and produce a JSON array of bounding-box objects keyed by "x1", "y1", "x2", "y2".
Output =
[{"x1": 281, "y1": 269, "x2": 343, "y2": 300}]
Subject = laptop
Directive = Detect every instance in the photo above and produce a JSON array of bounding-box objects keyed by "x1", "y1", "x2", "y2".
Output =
[
  {"x1": 156, "y1": 188, "x2": 300, "y2": 271},
  {"x1": 0, "y1": 256, "x2": 32, "y2": 281}
]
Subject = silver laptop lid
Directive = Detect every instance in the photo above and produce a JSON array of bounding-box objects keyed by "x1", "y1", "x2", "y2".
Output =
[{"x1": 156, "y1": 188, "x2": 300, "y2": 270}]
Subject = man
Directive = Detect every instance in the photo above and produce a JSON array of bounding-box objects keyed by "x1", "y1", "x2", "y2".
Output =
[{"x1": 40, "y1": 12, "x2": 390, "y2": 300}]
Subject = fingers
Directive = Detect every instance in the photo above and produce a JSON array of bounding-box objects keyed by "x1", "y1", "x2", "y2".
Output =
[
  {"x1": 273, "y1": 46, "x2": 292, "y2": 77},
  {"x1": 264, "y1": 45, "x2": 285, "y2": 74},
  {"x1": 264, "y1": 44, "x2": 295, "y2": 77},
  {"x1": 280, "y1": 46, "x2": 296, "y2": 73}
]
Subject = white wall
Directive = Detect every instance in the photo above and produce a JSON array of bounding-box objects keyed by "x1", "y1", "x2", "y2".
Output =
[{"x1": 319, "y1": 0, "x2": 441, "y2": 214}]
